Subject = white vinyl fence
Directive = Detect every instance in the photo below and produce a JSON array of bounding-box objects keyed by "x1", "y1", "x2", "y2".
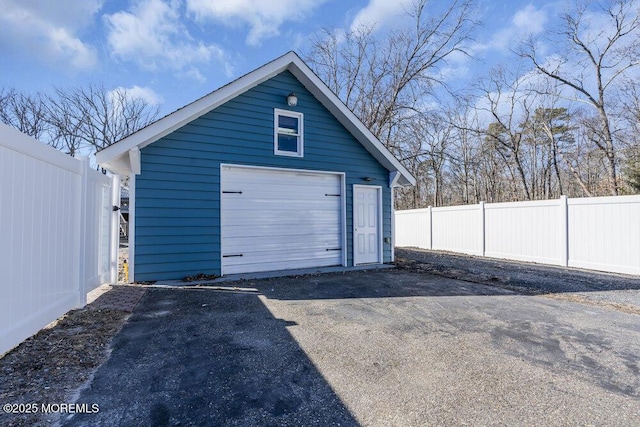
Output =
[
  {"x1": 396, "y1": 195, "x2": 640, "y2": 276},
  {"x1": 0, "y1": 124, "x2": 119, "y2": 355}
]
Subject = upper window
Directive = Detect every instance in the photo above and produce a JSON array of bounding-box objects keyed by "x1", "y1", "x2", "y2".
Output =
[{"x1": 274, "y1": 109, "x2": 303, "y2": 157}]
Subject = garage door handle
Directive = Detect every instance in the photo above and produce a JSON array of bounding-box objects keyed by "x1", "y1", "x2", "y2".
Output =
[
  {"x1": 223, "y1": 191, "x2": 243, "y2": 194},
  {"x1": 326, "y1": 248, "x2": 341, "y2": 251},
  {"x1": 325, "y1": 193, "x2": 340, "y2": 197},
  {"x1": 223, "y1": 254, "x2": 243, "y2": 258}
]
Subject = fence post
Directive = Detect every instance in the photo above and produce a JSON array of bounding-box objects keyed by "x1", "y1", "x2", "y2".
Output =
[
  {"x1": 559, "y1": 195, "x2": 569, "y2": 267},
  {"x1": 76, "y1": 157, "x2": 89, "y2": 308},
  {"x1": 110, "y1": 174, "x2": 121, "y2": 285},
  {"x1": 479, "y1": 201, "x2": 486, "y2": 257},
  {"x1": 428, "y1": 205, "x2": 433, "y2": 250}
]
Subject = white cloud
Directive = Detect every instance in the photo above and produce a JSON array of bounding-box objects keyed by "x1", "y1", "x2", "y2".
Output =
[
  {"x1": 512, "y1": 4, "x2": 548, "y2": 35},
  {"x1": 186, "y1": 0, "x2": 325, "y2": 46},
  {"x1": 110, "y1": 85, "x2": 164, "y2": 106},
  {"x1": 477, "y1": 4, "x2": 549, "y2": 53},
  {"x1": 0, "y1": 0, "x2": 100, "y2": 70},
  {"x1": 183, "y1": 68, "x2": 207, "y2": 84},
  {"x1": 104, "y1": 0, "x2": 231, "y2": 80},
  {"x1": 349, "y1": 0, "x2": 414, "y2": 33}
]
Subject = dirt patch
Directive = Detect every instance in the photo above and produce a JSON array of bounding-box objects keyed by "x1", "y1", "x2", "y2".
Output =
[
  {"x1": 396, "y1": 247, "x2": 640, "y2": 314},
  {"x1": 182, "y1": 273, "x2": 220, "y2": 282},
  {"x1": 0, "y1": 306, "x2": 133, "y2": 426},
  {"x1": 543, "y1": 293, "x2": 640, "y2": 315},
  {"x1": 394, "y1": 253, "x2": 551, "y2": 295}
]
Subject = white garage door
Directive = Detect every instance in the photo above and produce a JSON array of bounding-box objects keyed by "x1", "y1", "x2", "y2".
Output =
[{"x1": 221, "y1": 165, "x2": 343, "y2": 275}]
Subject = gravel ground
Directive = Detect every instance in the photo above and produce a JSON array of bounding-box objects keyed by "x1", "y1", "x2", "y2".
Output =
[{"x1": 396, "y1": 247, "x2": 640, "y2": 314}]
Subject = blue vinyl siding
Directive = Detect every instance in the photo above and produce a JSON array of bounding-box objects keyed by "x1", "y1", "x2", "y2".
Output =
[{"x1": 135, "y1": 71, "x2": 391, "y2": 281}]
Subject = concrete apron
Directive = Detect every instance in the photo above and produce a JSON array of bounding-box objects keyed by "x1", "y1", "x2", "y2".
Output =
[{"x1": 151, "y1": 263, "x2": 395, "y2": 287}]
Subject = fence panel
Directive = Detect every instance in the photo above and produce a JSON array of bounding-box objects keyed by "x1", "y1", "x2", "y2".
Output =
[
  {"x1": 0, "y1": 124, "x2": 116, "y2": 355},
  {"x1": 568, "y1": 196, "x2": 640, "y2": 275},
  {"x1": 83, "y1": 169, "x2": 114, "y2": 293},
  {"x1": 484, "y1": 199, "x2": 564, "y2": 266},
  {"x1": 395, "y1": 208, "x2": 431, "y2": 249},
  {"x1": 395, "y1": 195, "x2": 640, "y2": 276},
  {"x1": 432, "y1": 204, "x2": 482, "y2": 256}
]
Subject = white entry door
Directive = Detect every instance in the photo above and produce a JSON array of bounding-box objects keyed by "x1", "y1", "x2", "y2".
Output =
[{"x1": 353, "y1": 185, "x2": 381, "y2": 265}]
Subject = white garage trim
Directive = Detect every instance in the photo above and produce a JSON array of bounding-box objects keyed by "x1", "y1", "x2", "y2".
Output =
[
  {"x1": 127, "y1": 174, "x2": 136, "y2": 283},
  {"x1": 220, "y1": 164, "x2": 346, "y2": 275}
]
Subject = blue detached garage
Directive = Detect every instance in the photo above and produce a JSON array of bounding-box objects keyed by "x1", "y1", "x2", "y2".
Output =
[{"x1": 97, "y1": 51, "x2": 415, "y2": 282}]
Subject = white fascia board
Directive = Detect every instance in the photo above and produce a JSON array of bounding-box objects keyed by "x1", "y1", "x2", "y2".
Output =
[{"x1": 96, "y1": 52, "x2": 300, "y2": 172}]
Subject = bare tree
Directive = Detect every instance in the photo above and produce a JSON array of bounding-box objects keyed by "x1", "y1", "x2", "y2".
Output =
[
  {"x1": 45, "y1": 95, "x2": 84, "y2": 157},
  {"x1": 619, "y1": 77, "x2": 640, "y2": 193},
  {"x1": 518, "y1": 0, "x2": 640, "y2": 195},
  {"x1": 418, "y1": 114, "x2": 452, "y2": 206},
  {"x1": 52, "y1": 84, "x2": 159, "y2": 153},
  {"x1": 393, "y1": 112, "x2": 453, "y2": 207},
  {"x1": 305, "y1": 0, "x2": 478, "y2": 209},
  {"x1": 1, "y1": 84, "x2": 159, "y2": 159},
  {"x1": 0, "y1": 89, "x2": 51, "y2": 141},
  {"x1": 476, "y1": 66, "x2": 538, "y2": 200},
  {"x1": 623, "y1": 148, "x2": 640, "y2": 192},
  {"x1": 306, "y1": 0, "x2": 478, "y2": 149},
  {"x1": 528, "y1": 107, "x2": 575, "y2": 197},
  {"x1": 446, "y1": 99, "x2": 483, "y2": 204}
]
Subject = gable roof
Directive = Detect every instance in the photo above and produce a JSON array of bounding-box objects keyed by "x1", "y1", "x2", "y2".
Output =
[{"x1": 96, "y1": 51, "x2": 415, "y2": 186}]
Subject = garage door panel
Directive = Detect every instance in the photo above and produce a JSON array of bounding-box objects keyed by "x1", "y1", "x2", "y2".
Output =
[
  {"x1": 221, "y1": 166, "x2": 343, "y2": 274},
  {"x1": 227, "y1": 181, "x2": 340, "y2": 193},
  {"x1": 221, "y1": 206, "x2": 340, "y2": 223},
  {"x1": 222, "y1": 229, "x2": 341, "y2": 241},
  {"x1": 222, "y1": 197, "x2": 340, "y2": 209},
  {"x1": 223, "y1": 237, "x2": 341, "y2": 253},
  {"x1": 221, "y1": 249, "x2": 341, "y2": 273},
  {"x1": 223, "y1": 247, "x2": 342, "y2": 273},
  {"x1": 221, "y1": 216, "x2": 341, "y2": 231},
  {"x1": 223, "y1": 196, "x2": 340, "y2": 207},
  {"x1": 223, "y1": 229, "x2": 341, "y2": 243},
  {"x1": 223, "y1": 247, "x2": 341, "y2": 263},
  {"x1": 226, "y1": 173, "x2": 340, "y2": 191},
  {"x1": 223, "y1": 254, "x2": 341, "y2": 275},
  {"x1": 222, "y1": 224, "x2": 341, "y2": 236}
]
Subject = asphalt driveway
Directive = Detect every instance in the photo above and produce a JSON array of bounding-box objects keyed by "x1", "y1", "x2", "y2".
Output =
[{"x1": 63, "y1": 265, "x2": 640, "y2": 426}]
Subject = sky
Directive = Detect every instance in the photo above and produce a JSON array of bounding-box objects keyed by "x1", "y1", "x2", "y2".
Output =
[{"x1": 0, "y1": 0, "x2": 570, "y2": 117}]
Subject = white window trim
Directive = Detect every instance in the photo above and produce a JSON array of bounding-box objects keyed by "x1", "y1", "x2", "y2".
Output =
[{"x1": 274, "y1": 109, "x2": 304, "y2": 157}]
